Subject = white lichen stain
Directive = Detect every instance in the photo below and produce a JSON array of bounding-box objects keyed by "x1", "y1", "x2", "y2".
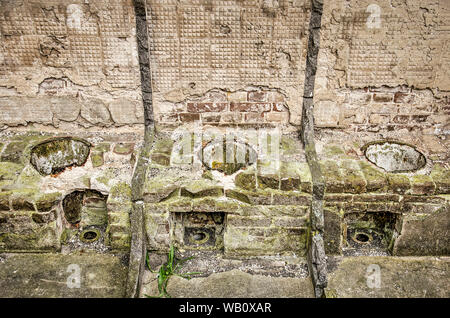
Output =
[{"x1": 66, "y1": 4, "x2": 83, "y2": 30}]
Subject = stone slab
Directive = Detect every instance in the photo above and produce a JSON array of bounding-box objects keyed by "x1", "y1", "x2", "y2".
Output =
[
  {"x1": 0, "y1": 253, "x2": 128, "y2": 298},
  {"x1": 325, "y1": 256, "x2": 450, "y2": 298}
]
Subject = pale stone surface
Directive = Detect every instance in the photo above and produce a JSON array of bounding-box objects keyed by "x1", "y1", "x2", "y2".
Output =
[
  {"x1": 393, "y1": 207, "x2": 450, "y2": 256},
  {"x1": 326, "y1": 256, "x2": 450, "y2": 298}
]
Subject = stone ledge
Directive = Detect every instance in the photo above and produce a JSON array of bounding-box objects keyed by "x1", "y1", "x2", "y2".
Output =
[
  {"x1": 325, "y1": 256, "x2": 450, "y2": 298},
  {"x1": 0, "y1": 253, "x2": 128, "y2": 297}
]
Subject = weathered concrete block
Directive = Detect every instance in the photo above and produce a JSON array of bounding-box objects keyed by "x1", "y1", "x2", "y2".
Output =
[{"x1": 393, "y1": 207, "x2": 450, "y2": 256}]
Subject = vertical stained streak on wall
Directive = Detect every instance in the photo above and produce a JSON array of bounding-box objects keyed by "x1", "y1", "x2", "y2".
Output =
[
  {"x1": 134, "y1": 0, "x2": 154, "y2": 127},
  {"x1": 301, "y1": 0, "x2": 327, "y2": 297},
  {"x1": 127, "y1": 0, "x2": 156, "y2": 298}
]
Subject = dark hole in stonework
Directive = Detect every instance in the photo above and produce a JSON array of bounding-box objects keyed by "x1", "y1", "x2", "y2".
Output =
[
  {"x1": 184, "y1": 227, "x2": 215, "y2": 246},
  {"x1": 355, "y1": 233, "x2": 370, "y2": 243},
  {"x1": 62, "y1": 189, "x2": 107, "y2": 225},
  {"x1": 79, "y1": 228, "x2": 101, "y2": 243},
  {"x1": 83, "y1": 231, "x2": 97, "y2": 241},
  {"x1": 344, "y1": 211, "x2": 399, "y2": 256}
]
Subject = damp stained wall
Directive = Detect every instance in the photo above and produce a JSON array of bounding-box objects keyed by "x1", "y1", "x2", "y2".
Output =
[
  {"x1": 0, "y1": 0, "x2": 448, "y2": 139},
  {"x1": 0, "y1": 0, "x2": 143, "y2": 129}
]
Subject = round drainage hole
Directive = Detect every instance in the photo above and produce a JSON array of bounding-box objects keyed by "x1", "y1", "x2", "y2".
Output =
[
  {"x1": 83, "y1": 231, "x2": 98, "y2": 240},
  {"x1": 79, "y1": 229, "x2": 101, "y2": 243},
  {"x1": 354, "y1": 233, "x2": 370, "y2": 243},
  {"x1": 189, "y1": 231, "x2": 209, "y2": 245}
]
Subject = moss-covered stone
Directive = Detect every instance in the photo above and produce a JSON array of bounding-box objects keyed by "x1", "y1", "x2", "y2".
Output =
[
  {"x1": 322, "y1": 144, "x2": 345, "y2": 157},
  {"x1": 298, "y1": 162, "x2": 312, "y2": 193},
  {"x1": 0, "y1": 212, "x2": 60, "y2": 252},
  {"x1": 225, "y1": 189, "x2": 251, "y2": 204},
  {"x1": 387, "y1": 174, "x2": 410, "y2": 194},
  {"x1": 324, "y1": 208, "x2": 342, "y2": 255},
  {"x1": 1, "y1": 139, "x2": 37, "y2": 164},
  {"x1": 280, "y1": 162, "x2": 301, "y2": 191},
  {"x1": 430, "y1": 164, "x2": 450, "y2": 194},
  {"x1": 231, "y1": 189, "x2": 272, "y2": 205},
  {"x1": 91, "y1": 151, "x2": 104, "y2": 168},
  {"x1": 142, "y1": 267, "x2": 314, "y2": 298},
  {"x1": 410, "y1": 174, "x2": 436, "y2": 195},
  {"x1": 107, "y1": 232, "x2": 131, "y2": 250},
  {"x1": 16, "y1": 165, "x2": 42, "y2": 187},
  {"x1": 181, "y1": 179, "x2": 223, "y2": 198},
  {"x1": 109, "y1": 182, "x2": 132, "y2": 200},
  {"x1": 214, "y1": 197, "x2": 244, "y2": 213},
  {"x1": 202, "y1": 169, "x2": 214, "y2": 180},
  {"x1": 93, "y1": 142, "x2": 111, "y2": 152},
  {"x1": 95, "y1": 168, "x2": 122, "y2": 190},
  {"x1": 113, "y1": 143, "x2": 135, "y2": 155},
  {"x1": 321, "y1": 160, "x2": 344, "y2": 193},
  {"x1": 359, "y1": 161, "x2": 387, "y2": 192},
  {"x1": 152, "y1": 138, "x2": 174, "y2": 155},
  {"x1": 0, "y1": 162, "x2": 24, "y2": 182},
  {"x1": 31, "y1": 210, "x2": 56, "y2": 224},
  {"x1": 340, "y1": 160, "x2": 366, "y2": 194},
  {"x1": 224, "y1": 226, "x2": 307, "y2": 257},
  {"x1": 257, "y1": 174, "x2": 280, "y2": 190},
  {"x1": 11, "y1": 188, "x2": 37, "y2": 211},
  {"x1": 393, "y1": 206, "x2": 449, "y2": 256},
  {"x1": 192, "y1": 197, "x2": 219, "y2": 212},
  {"x1": 143, "y1": 170, "x2": 186, "y2": 202},
  {"x1": 280, "y1": 135, "x2": 303, "y2": 156},
  {"x1": 80, "y1": 206, "x2": 108, "y2": 227},
  {"x1": 0, "y1": 253, "x2": 127, "y2": 297},
  {"x1": 150, "y1": 153, "x2": 170, "y2": 166},
  {"x1": 29, "y1": 137, "x2": 91, "y2": 175},
  {"x1": 235, "y1": 170, "x2": 257, "y2": 191},
  {"x1": 272, "y1": 190, "x2": 310, "y2": 205},
  {"x1": 325, "y1": 256, "x2": 449, "y2": 298},
  {"x1": 35, "y1": 192, "x2": 61, "y2": 212},
  {"x1": 264, "y1": 205, "x2": 309, "y2": 217},
  {"x1": 0, "y1": 191, "x2": 11, "y2": 210},
  {"x1": 162, "y1": 196, "x2": 193, "y2": 212}
]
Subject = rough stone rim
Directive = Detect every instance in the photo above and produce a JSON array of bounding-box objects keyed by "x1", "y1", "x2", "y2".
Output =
[{"x1": 79, "y1": 228, "x2": 101, "y2": 244}]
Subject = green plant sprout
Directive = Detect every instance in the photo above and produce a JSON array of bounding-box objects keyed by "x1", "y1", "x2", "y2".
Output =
[{"x1": 144, "y1": 245, "x2": 201, "y2": 298}]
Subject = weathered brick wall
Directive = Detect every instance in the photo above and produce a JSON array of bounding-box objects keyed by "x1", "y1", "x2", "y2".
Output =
[
  {"x1": 146, "y1": 0, "x2": 310, "y2": 128},
  {"x1": 314, "y1": 0, "x2": 449, "y2": 135},
  {"x1": 0, "y1": 0, "x2": 448, "y2": 136},
  {"x1": 0, "y1": 0, "x2": 143, "y2": 129}
]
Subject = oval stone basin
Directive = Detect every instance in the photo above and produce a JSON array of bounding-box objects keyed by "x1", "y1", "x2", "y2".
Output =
[
  {"x1": 202, "y1": 140, "x2": 257, "y2": 175},
  {"x1": 30, "y1": 137, "x2": 91, "y2": 175},
  {"x1": 363, "y1": 141, "x2": 426, "y2": 172}
]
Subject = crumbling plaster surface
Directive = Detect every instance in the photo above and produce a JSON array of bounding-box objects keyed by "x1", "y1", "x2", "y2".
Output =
[
  {"x1": 145, "y1": 0, "x2": 311, "y2": 128},
  {"x1": 0, "y1": 0, "x2": 143, "y2": 129},
  {"x1": 314, "y1": 0, "x2": 449, "y2": 131}
]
